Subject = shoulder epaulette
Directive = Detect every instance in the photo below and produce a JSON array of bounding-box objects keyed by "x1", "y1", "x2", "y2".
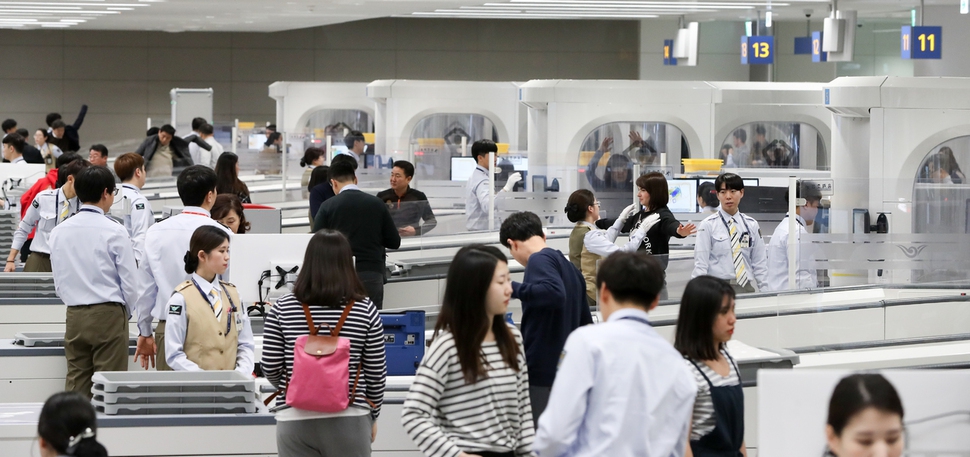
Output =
[
  {"x1": 219, "y1": 280, "x2": 236, "y2": 288},
  {"x1": 175, "y1": 280, "x2": 193, "y2": 292}
]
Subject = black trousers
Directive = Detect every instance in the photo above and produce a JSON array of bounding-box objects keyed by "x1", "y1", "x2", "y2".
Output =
[{"x1": 357, "y1": 270, "x2": 384, "y2": 310}]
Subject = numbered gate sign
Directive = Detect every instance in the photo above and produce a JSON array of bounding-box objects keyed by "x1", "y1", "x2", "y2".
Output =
[
  {"x1": 742, "y1": 36, "x2": 774, "y2": 65},
  {"x1": 901, "y1": 26, "x2": 942, "y2": 59},
  {"x1": 812, "y1": 31, "x2": 827, "y2": 62},
  {"x1": 664, "y1": 39, "x2": 677, "y2": 66}
]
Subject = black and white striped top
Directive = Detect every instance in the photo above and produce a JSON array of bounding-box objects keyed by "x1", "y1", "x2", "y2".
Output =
[
  {"x1": 401, "y1": 327, "x2": 534, "y2": 457},
  {"x1": 684, "y1": 348, "x2": 740, "y2": 441},
  {"x1": 260, "y1": 293, "x2": 386, "y2": 419}
]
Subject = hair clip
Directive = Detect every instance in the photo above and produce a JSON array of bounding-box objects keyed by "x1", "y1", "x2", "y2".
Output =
[{"x1": 65, "y1": 427, "x2": 95, "y2": 454}]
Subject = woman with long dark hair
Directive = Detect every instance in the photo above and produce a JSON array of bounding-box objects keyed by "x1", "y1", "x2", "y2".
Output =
[
  {"x1": 37, "y1": 391, "x2": 108, "y2": 457},
  {"x1": 215, "y1": 152, "x2": 251, "y2": 203},
  {"x1": 163, "y1": 225, "x2": 254, "y2": 373},
  {"x1": 261, "y1": 230, "x2": 386, "y2": 457},
  {"x1": 307, "y1": 164, "x2": 333, "y2": 224},
  {"x1": 300, "y1": 147, "x2": 325, "y2": 199},
  {"x1": 825, "y1": 374, "x2": 904, "y2": 457},
  {"x1": 674, "y1": 275, "x2": 746, "y2": 457},
  {"x1": 402, "y1": 244, "x2": 534, "y2": 457}
]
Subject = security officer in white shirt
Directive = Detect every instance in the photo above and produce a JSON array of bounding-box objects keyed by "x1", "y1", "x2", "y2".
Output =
[
  {"x1": 111, "y1": 152, "x2": 154, "y2": 266},
  {"x1": 2, "y1": 132, "x2": 26, "y2": 164},
  {"x1": 5, "y1": 159, "x2": 88, "y2": 273},
  {"x1": 134, "y1": 165, "x2": 232, "y2": 371},
  {"x1": 49, "y1": 166, "x2": 140, "y2": 398},
  {"x1": 465, "y1": 139, "x2": 521, "y2": 231},
  {"x1": 766, "y1": 180, "x2": 822, "y2": 291},
  {"x1": 692, "y1": 173, "x2": 768, "y2": 293},
  {"x1": 534, "y1": 252, "x2": 696, "y2": 457}
]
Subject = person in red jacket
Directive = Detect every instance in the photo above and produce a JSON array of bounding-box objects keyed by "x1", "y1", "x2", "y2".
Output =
[{"x1": 17, "y1": 153, "x2": 80, "y2": 261}]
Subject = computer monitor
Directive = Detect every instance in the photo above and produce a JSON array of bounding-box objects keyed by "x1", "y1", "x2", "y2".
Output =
[
  {"x1": 451, "y1": 157, "x2": 478, "y2": 182},
  {"x1": 248, "y1": 134, "x2": 267, "y2": 150},
  {"x1": 699, "y1": 177, "x2": 760, "y2": 187},
  {"x1": 667, "y1": 178, "x2": 699, "y2": 213},
  {"x1": 738, "y1": 186, "x2": 789, "y2": 214},
  {"x1": 502, "y1": 156, "x2": 528, "y2": 172}
]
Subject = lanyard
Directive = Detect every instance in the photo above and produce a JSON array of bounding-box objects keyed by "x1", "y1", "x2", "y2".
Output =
[
  {"x1": 182, "y1": 211, "x2": 208, "y2": 217},
  {"x1": 718, "y1": 212, "x2": 752, "y2": 237},
  {"x1": 619, "y1": 315, "x2": 651, "y2": 326},
  {"x1": 77, "y1": 208, "x2": 101, "y2": 215},
  {"x1": 191, "y1": 278, "x2": 236, "y2": 337}
]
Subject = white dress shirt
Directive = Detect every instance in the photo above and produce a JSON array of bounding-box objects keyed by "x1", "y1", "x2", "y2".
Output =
[
  {"x1": 164, "y1": 273, "x2": 255, "y2": 374},
  {"x1": 534, "y1": 308, "x2": 697, "y2": 457},
  {"x1": 111, "y1": 184, "x2": 154, "y2": 266},
  {"x1": 10, "y1": 156, "x2": 25, "y2": 164},
  {"x1": 766, "y1": 214, "x2": 818, "y2": 291},
  {"x1": 691, "y1": 208, "x2": 769, "y2": 289},
  {"x1": 11, "y1": 188, "x2": 77, "y2": 254},
  {"x1": 49, "y1": 205, "x2": 140, "y2": 317},
  {"x1": 582, "y1": 218, "x2": 646, "y2": 257},
  {"x1": 203, "y1": 137, "x2": 224, "y2": 168},
  {"x1": 135, "y1": 207, "x2": 232, "y2": 336},
  {"x1": 465, "y1": 165, "x2": 495, "y2": 231}
]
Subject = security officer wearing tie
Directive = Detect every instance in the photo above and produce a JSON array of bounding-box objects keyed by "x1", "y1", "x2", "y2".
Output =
[
  {"x1": 134, "y1": 165, "x2": 232, "y2": 371},
  {"x1": 464, "y1": 139, "x2": 521, "y2": 231},
  {"x1": 164, "y1": 226, "x2": 254, "y2": 374},
  {"x1": 111, "y1": 152, "x2": 154, "y2": 266},
  {"x1": 766, "y1": 180, "x2": 822, "y2": 291},
  {"x1": 49, "y1": 166, "x2": 140, "y2": 398},
  {"x1": 534, "y1": 252, "x2": 696, "y2": 457},
  {"x1": 692, "y1": 173, "x2": 768, "y2": 294},
  {"x1": 5, "y1": 158, "x2": 89, "y2": 273}
]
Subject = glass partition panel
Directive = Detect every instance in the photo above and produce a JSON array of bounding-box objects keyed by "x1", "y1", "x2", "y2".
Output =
[
  {"x1": 719, "y1": 122, "x2": 828, "y2": 170},
  {"x1": 303, "y1": 109, "x2": 372, "y2": 151},
  {"x1": 409, "y1": 113, "x2": 499, "y2": 182}
]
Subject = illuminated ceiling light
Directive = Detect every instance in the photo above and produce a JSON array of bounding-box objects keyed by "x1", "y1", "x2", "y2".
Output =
[
  {"x1": 765, "y1": 10, "x2": 771, "y2": 26},
  {"x1": 106, "y1": 6, "x2": 133, "y2": 9},
  {"x1": 0, "y1": 2, "x2": 147, "y2": 6},
  {"x1": 506, "y1": 0, "x2": 790, "y2": 5},
  {"x1": 413, "y1": 11, "x2": 660, "y2": 18}
]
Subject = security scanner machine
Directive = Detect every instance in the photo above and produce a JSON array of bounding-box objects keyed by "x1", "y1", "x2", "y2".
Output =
[{"x1": 824, "y1": 76, "x2": 970, "y2": 286}]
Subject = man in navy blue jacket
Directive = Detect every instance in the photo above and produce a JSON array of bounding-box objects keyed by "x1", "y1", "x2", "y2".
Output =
[{"x1": 500, "y1": 211, "x2": 593, "y2": 420}]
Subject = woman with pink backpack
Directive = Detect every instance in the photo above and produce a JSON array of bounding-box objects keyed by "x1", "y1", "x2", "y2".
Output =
[{"x1": 260, "y1": 230, "x2": 387, "y2": 457}]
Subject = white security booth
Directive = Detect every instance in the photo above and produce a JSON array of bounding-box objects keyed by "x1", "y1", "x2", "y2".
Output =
[{"x1": 269, "y1": 81, "x2": 374, "y2": 154}]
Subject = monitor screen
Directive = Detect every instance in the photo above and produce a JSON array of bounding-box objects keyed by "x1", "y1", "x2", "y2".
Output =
[
  {"x1": 667, "y1": 178, "x2": 698, "y2": 213},
  {"x1": 451, "y1": 157, "x2": 478, "y2": 182},
  {"x1": 699, "y1": 177, "x2": 760, "y2": 187},
  {"x1": 738, "y1": 186, "x2": 789, "y2": 214},
  {"x1": 248, "y1": 134, "x2": 267, "y2": 150},
  {"x1": 501, "y1": 156, "x2": 528, "y2": 172}
]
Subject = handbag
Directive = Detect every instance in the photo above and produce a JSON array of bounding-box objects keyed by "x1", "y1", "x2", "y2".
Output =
[{"x1": 277, "y1": 302, "x2": 363, "y2": 412}]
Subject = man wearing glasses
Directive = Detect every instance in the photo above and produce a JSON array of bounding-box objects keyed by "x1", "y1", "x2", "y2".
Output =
[{"x1": 691, "y1": 173, "x2": 768, "y2": 294}]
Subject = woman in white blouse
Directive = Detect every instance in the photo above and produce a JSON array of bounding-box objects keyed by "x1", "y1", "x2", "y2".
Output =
[
  {"x1": 402, "y1": 244, "x2": 534, "y2": 457},
  {"x1": 34, "y1": 128, "x2": 62, "y2": 172},
  {"x1": 674, "y1": 275, "x2": 747, "y2": 457}
]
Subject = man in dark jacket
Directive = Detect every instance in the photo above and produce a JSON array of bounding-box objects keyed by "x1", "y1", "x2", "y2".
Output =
[
  {"x1": 376, "y1": 160, "x2": 436, "y2": 237},
  {"x1": 135, "y1": 124, "x2": 210, "y2": 178},
  {"x1": 313, "y1": 157, "x2": 401, "y2": 309},
  {"x1": 15, "y1": 128, "x2": 43, "y2": 164},
  {"x1": 46, "y1": 105, "x2": 87, "y2": 153}
]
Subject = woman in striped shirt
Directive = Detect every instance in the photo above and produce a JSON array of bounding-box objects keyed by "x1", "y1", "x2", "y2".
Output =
[
  {"x1": 674, "y1": 275, "x2": 747, "y2": 457},
  {"x1": 260, "y1": 229, "x2": 387, "y2": 457},
  {"x1": 402, "y1": 244, "x2": 534, "y2": 457}
]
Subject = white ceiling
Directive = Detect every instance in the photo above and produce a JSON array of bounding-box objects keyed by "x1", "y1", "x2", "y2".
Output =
[{"x1": 0, "y1": 0, "x2": 961, "y2": 32}]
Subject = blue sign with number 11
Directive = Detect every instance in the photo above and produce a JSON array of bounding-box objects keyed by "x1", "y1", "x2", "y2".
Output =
[{"x1": 901, "y1": 26, "x2": 942, "y2": 59}]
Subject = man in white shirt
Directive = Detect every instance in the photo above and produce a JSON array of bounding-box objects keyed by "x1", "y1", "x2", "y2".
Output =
[
  {"x1": 534, "y1": 252, "x2": 696, "y2": 457},
  {"x1": 2, "y1": 133, "x2": 26, "y2": 164},
  {"x1": 186, "y1": 117, "x2": 207, "y2": 166},
  {"x1": 49, "y1": 166, "x2": 140, "y2": 398},
  {"x1": 767, "y1": 181, "x2": 822, "y2": 291},
  {"x1": 692, "y1": 173, "x2": 768, "y2": 293},
  {"x1": 464, "y1": 139, "x2": 521, "y2": 231},
  {"x1": 199, "y1": 123, "x2": 223, "y2": 168},
  {"x1": 112, "y1": 152, "x2": 154, "y2": 266},
  {"x1": 134, "y1": 165, "x2": 232, "y2": 371}
]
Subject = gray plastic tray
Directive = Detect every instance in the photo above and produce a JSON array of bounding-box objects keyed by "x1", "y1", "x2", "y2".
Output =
[
  {"x1": 91, "y1": 398, "x2": 257, "y2": 415},
  {"x1": 92, "y1": 387, "x2": 256, "y2": 405},
  {"x1": 91, "y1": 371, "x2": 256, "y2": 394},
  {"x1": 15, "y1": 332, "x2": 137, "y2": 347}
]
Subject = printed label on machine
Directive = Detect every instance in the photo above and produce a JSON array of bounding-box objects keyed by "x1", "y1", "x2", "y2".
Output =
[
  {"x1": 384, "y1": 334, "x2": 395, "y2": 344},
  {"x1": 405, "y1": 334, "x2": 416, "y2": 346}
]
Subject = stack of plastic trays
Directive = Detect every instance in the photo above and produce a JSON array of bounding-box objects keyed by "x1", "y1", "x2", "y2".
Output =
[{"x1": 90, "y1": 371, "x2": 257, "y2": 415}]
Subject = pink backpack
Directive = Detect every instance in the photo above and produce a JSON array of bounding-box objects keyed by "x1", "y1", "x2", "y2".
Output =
[{"x1": 281, "y1": 302, "x2": 369, "y2": 413}]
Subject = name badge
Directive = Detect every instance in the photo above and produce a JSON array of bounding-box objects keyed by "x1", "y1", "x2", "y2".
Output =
[
  {"x1": 235, "y1": 312, "x2": 242, "y2": 327},
  {"x1": 740, "y1": 233, "x2": 751, "y2": 249}
]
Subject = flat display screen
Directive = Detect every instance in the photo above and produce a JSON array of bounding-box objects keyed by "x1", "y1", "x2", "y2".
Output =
[
  {"x1": 451, "y1": 157, "x2": 478, "y2": 182},
  {"x1": 667, "y1": 178, "x2": 699, "y2": 213},
  {"x1": 699, "y1": 178, "x2": 760, "y2": 187},
  {"x1": 248, "y1": 134, "x2": 267, "y2": 150}
]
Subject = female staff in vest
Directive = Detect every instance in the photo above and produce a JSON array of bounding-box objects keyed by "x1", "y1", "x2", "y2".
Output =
[
  {"x1": 402, "y1": 244, "x2": 534, "y2": 457},
  {"x1": 164, "y1": 225, "x2": 255, "y2": 374},
  {"x1": 261, "y1": 229, "x2": 386, "y2": 457},
  {"x1": 565, "y1": 189, "x2": 604, "y2": 307},
  {"x1": 674, "y1": 276, "x2": 746, "y2": 457}
]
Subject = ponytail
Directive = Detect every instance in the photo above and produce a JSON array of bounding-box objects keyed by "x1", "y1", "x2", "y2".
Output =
[
  {"x1": 38, "y1": 392, "x2": 108, "y2": 457},
  {"x1": 183, "y1": 250, "x2": 199, "y2": 274},
  {"x1": 66, "y1": 427, "x2": 108, "y2": 457}
]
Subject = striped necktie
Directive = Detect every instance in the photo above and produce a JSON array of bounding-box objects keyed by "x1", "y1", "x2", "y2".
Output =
[
  {"x1": 728, "y1": 218, "x2": 751, "y2": 288},
  {"x1": 59, "y1": 199, "x2": 70, "y2": 222},
  {"x1": 208, "y1": 289, "x2": 223, "y2": 320}
]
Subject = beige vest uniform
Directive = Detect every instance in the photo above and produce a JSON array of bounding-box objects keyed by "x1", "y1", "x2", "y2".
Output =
[{"x1": 175, "y1": 280, "x2": 242, "y2": 371}]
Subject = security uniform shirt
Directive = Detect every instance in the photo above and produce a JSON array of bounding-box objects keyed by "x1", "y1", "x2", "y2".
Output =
[
  {"x1": 12, "y1": 188, "x2": 78, "y2": 255},
  {"x1": 135, "y1": 207, "x2": 232, "y2": 337},
  {"x1": 49, "y1": 204, "x2": 139, "y2": 314},
  {"x1": 766, "y1": 214, "x2": 818, "y2": 291},
  {"x1": 533, "y1": 308, "x2": 697, "y2": 457},
  {"x1": 376, "y1": 186, "x2": 437, "y2": 235},
  {"x1": 164, "y1": 273, "x2": 255, "y2": 374},
  {"x1": 465, "y1": 165, "x2": 495, "y2": 231},
  {"x1": 111, "y1": 184, "x2": 154, "y2": 266},
  {"x1": 692, "y1": 208, "x2": 768, "y2": 290}
]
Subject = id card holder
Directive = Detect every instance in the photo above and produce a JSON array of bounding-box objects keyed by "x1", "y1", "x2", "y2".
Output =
[{"x1": 740, "y1": 233, "x2": 751, "y2": 249}]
